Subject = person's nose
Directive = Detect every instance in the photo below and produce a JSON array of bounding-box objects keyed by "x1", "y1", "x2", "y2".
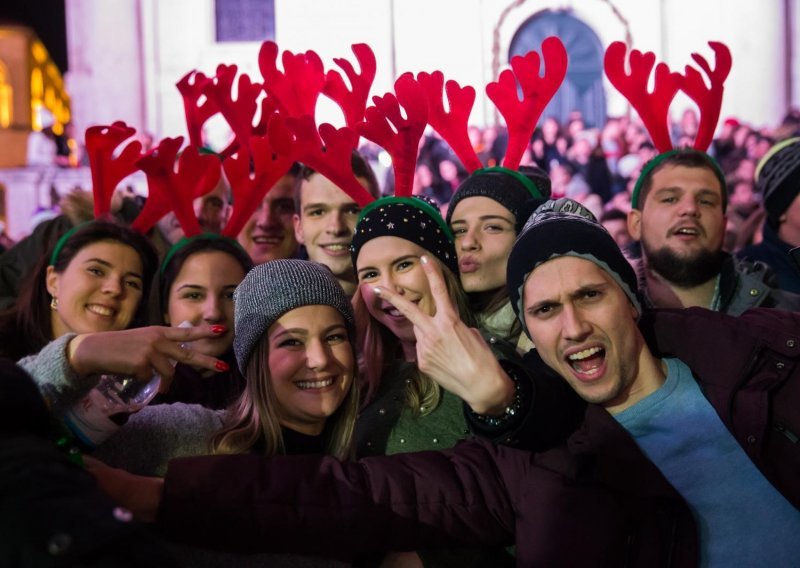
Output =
[
  {"x1": 305, "y1": 337, "x2": 332, "y2": 372},
  {"x1": 101, "y1": 276, "x2": 123, "y2": 297},
  {"x1": 326, "y1": 211, "x2": 349, "y2": 236},
  {"x1": 561, "y1": 304, "x2": 592, "y2": 342},
  {"x1": 459, "y1": 226, "x2": 480, "y2": 252},
  {"x1": 201, "y1": 295, "x2": 223, "y2": 323}
]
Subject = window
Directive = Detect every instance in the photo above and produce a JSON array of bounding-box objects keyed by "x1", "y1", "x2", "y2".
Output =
[{"x1": 215, "y1": 0, "x2": 275, "y2": 42}]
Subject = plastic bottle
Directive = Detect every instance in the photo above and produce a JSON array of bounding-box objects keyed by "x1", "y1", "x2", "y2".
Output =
[
  {"x1": 63, "y1": 373, "x2": 161, "y2": 448},
  {"x1": 63, "y1": 322, "x2": 193, "y2": 448}
]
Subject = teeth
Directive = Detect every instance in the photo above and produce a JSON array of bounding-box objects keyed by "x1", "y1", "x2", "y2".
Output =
[
  {"x1": 676, "y1": 228, "x2": 698, "y2": 235},
  {"x1": 568, "y1": 346, "x2": 602, "y2": 361},
  {"x1": 88, "y1": 305, "x2": 114, "y2": 317},
  {"x1": 296, "y1": 378, "x2": 334, "y2": 389},
  {"x1": 386, "y1": 308, "x2": 402, "y2": 317},
  {"x1": 324, "y1": 244, "x2": 348, "y2": 251}
]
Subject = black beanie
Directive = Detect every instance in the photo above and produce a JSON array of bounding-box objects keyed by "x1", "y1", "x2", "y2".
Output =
[
  {"x1": 445, "y1": 165, "x2": 551, "y2": 225},
  {"x1": 756, "y1": 137, "x2": 800, "y2": 230},
  {"x1": 506, "y1": 198, "x2": 641, "y2": 338},
  {"x1": 350, "y1": 196, "x2": 458, "y2": 274}
]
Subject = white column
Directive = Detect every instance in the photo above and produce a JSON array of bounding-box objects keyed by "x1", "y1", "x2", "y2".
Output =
[{"x1": 64, "y1": 0, "x2": 146, "y2": 137}]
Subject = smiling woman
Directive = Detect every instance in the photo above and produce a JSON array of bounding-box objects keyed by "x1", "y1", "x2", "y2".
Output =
[
  {"x1": 149, "y1": 235, "x2": 254, "y2": 409},
  {"x1": 349, "y1": 196, "x2": 471, "y2": 418},
  {"x1": 17, "y1": 259, "x2": 359, "y2": 566},
  {"x1": 349, "y1": 196, "x2": 519, "y2": 566},
  {"x1": 0, "y1": 220, "x2": 158, "y2": 361}
]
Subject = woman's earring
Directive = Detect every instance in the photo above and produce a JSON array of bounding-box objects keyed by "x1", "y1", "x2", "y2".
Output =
[{"x1": 50, "y1": 296, "x2": 59, "y2": 310}]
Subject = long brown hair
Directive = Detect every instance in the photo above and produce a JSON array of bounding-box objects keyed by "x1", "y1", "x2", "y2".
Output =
[
  {"x1": 354, "y1": 259, "x2": 474, "y2": 417},
  {"x1": 210, "y1": 333, "x2": 359, "y2": 460},
  {"x1": 0, "y1": 220, "x2": 157, "y2": 360}
]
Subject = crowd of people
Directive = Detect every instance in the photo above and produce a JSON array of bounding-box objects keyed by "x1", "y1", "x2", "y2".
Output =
[{"x1": 1, "y1": 40, "x2": 800, "y2": 566}]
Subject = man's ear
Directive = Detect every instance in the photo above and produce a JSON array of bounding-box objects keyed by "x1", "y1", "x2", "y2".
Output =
[
  {"x1": 293, "y1": 214, "x2": 305, "y2": 245},
  {"x1": 627, "y1": 209, "x2": 642, "y2": 241},
  {"x1": 45, "y1": 265, "x2": 59, "y2": 297}
]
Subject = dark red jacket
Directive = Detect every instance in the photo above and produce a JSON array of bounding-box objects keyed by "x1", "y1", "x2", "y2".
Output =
[{"x1": 158, "y1": 308, "x2": 800, "y2": 566}]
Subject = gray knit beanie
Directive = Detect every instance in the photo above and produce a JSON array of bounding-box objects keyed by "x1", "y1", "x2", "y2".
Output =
[{"x1": 233, "y1": 259, "x2": 356, "y2": 373}]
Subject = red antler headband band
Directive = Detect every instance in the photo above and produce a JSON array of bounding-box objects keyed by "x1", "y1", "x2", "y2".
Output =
[{"x1": 605, "y1": 41, "x2": 732, "y2": 209}]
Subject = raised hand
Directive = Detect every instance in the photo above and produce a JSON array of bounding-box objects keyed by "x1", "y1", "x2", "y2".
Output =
[
  {"x1": 372, "y1": 256, "x2": 515, "y2": 415},
  {"x1": 67, "y1": 324, "x2": 230, "y2": 392}
]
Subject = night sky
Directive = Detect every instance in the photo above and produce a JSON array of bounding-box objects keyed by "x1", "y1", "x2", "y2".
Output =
[{"x1": 0, "y1": 0, "x2": 67, "y2": 72}]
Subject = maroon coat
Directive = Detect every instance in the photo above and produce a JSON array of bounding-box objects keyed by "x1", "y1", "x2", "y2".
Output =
[{"x1": 158, "y1": 308, "x2": 800, "y2": 566}]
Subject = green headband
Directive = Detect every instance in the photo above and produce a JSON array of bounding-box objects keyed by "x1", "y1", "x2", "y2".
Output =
[
  {"x1": 357, "y1": 196, "x2": 455, "y2": 241},
  {"x1": 477, "y1": 166, "x2": 544, "y2": 199},
  {"x1": 631, "y1": 149, "x2": 727, "y2": 211},
  {"x1": 160, "y1": 233, "x2": 247, "y2": 275},
  {"x1": 49, "y1": 222, "x2": 90, "y2": 267}
]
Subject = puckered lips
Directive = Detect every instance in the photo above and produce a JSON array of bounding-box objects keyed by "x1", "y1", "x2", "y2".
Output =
[
  {"x1": 294, "y1": 374, "x2": 340, "y2": 393},
  {"x1": 459, "y1": 254, "x2": 481, "y2": 274},
  {"x1": 564, "y1": 344, "x2": 607, "y2": 383}
]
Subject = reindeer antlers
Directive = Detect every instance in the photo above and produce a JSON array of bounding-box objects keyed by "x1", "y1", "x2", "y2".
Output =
[
  {"x1": 259, "y1": 41, "x2": 326, "y2": 118},
  {"x1": 202, "y1": 64, "x2": 265, "y2": 156},
  {"x1": 604, "y1": 42, "x2": 684, "y2": 153},
  {"x1": 132, "y1": 138, "x2": 221, "y2": 236},
  {"x1": 681, "y1": 41, "x2": 732, "y2": 151},
  {"x1": 85, "y1": 121, "x2": 143, "y2": 218},
  {"x1": 417, "y1": 71, "x2": 483, "y2": 173},
  {"x1": 359, "y1": 73, "x2": 428, "y2": 197},
  {"x1": 487, "y1": 36, "x2": 568, "y2": 170},
  {"x1": 269, "y1": 115, "x2": 375, "y2": 206},
  {"x1": 176, "y1": 71, "x2": 219, "y2": 149},
  {"x1": 222, "y1": 133, "x2": 294, "y2": 238},
  {"x1": 605, "y1": 41, "x2": 732, "y2": 153},
  {"x1": 324, "y1": 44, "x2": 377, "y2": 128}
]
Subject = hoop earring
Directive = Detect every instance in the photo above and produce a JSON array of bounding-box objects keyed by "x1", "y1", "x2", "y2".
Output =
[{"x1": 50, "y1": 296, "x2": 59, "y2": 310}]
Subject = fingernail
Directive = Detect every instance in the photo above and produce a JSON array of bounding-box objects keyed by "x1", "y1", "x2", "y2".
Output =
[
  {"x1": 373, "y1": 287, "x2": 382, "y2": 296},
  {"x1": 216, "y1": 361, "x2": 230, "y2": 371},
  {"x1": 211, "y1": 325, "x2": 226, "y2": 334},
  {"x1": 420, "y1": 255, "x2": 428, "y2": 265}
]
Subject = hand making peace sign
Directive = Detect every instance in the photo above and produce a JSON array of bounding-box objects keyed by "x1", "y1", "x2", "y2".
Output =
[{"x1": 371, "y1": 255, "x2": 516, "y2": 415}]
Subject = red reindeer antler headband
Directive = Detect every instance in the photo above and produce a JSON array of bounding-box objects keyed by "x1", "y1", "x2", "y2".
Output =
[
  {"x1": 411, "y1": 37, "x2": 567, "y2": 177},
  {"x1": 607, "y1": 41, "x2": 733, "y2": 210},
  {"x1": 85, "y1": 122, "x2": 144, "y2": 218},
  {"x1": 604, "y1": 40, "x2": 732, "y2": 153}
]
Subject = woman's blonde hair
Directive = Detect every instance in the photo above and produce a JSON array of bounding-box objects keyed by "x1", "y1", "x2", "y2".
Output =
[
  {"x1": 354, "y1": 259, "x2": 474, "y2": 417},
  {"x1": 210, "y1": 333, "x2": 359, "y2": 460}
]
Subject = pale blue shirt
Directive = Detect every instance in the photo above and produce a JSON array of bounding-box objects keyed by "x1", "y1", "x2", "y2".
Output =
[{"x1": 615, "y1": 358, "x2": 800, "y2": 567}]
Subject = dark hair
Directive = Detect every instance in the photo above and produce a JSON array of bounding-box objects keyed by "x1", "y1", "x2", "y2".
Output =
[
  {"x1": 634, "y1": 150, "x2": 727, "y2": 210},
  {"x1": 600, "y1": 208, "x2": 628, "y2": 223},
  {"x1": 159, "y1": 235, "x2": 254, "y2": 319},
  {"x1": 0, "y1": 220, "x2": 158, "y2": 360},
  {"x1": 293, "y1": 151, "x2": 380, "y2": 212}
]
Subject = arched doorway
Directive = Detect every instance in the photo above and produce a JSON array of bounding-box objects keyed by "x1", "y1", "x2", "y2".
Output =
[{"x1": 509, "y1": 9, "x2": 606, "y2": 128}]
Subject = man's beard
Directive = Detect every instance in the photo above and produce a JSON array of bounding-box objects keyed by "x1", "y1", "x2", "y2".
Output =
[{"x1": 643, "y1": 242, "x2": 724, "y2": 288}]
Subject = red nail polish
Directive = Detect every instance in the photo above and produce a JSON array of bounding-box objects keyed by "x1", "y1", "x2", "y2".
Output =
[
  {"x1": 216, "y1": 361, "x2": 230, "y2": 371},
  {"x1": 211, "y1": 325, "x2": 226, "y2": 334}
]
